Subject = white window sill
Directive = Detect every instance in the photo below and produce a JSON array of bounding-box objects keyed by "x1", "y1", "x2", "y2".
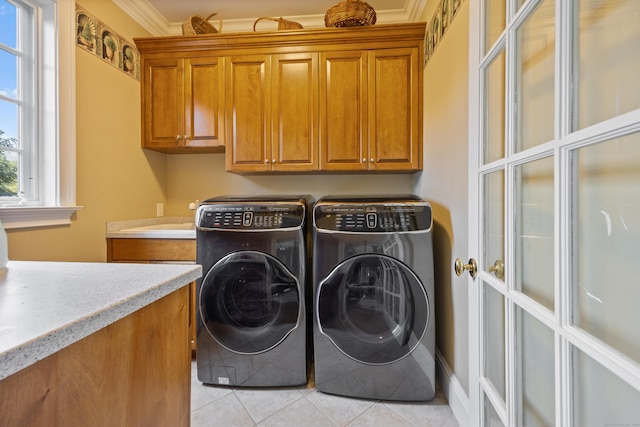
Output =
[{"x1": 0, "y1": 206, "x2": 82, "y2": 230}]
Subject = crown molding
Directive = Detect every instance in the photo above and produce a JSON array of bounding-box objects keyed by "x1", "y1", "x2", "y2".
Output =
[
  {"x1": 406, "y1": 0, "x2": 428, "y2": 21},
  {"x1": 113, "y1": 0, "x2": 426, "y2": 36},
  {"x1": 112, "y1": 0, "x2": 172, "y2": 36}
]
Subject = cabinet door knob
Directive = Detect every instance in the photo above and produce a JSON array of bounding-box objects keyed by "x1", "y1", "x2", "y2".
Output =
[
  {"x1": 176, "y1": 135, "x2": 182, "y2": 140},
  {"x1": 370, "y1": 158, "x2": 374, "y2": 163},
  {"x1": 265, "y1": 159, "x2": 270, "y2": 164},
  {"x1": 362, "y1": 158, "x2": 367, "y2": 162}
]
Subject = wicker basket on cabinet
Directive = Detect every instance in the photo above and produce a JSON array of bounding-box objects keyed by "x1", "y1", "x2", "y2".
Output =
[
  {"x1": 182, "y1": 13, "x2": 223, "y2": 35},
  {"x1": 324, "y1": 0, "x2": 377, "y2": 27},
  {"x1": 253, "y1": 17, "x2": 303, "y2": 31}
]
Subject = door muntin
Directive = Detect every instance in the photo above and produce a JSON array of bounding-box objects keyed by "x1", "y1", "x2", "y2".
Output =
[
  {"x1": 316, "y1": 254, "x2": 429, "y2": 365},
  {"x1": 200, "y1": 250, "x2": 301, "y2": 355}
]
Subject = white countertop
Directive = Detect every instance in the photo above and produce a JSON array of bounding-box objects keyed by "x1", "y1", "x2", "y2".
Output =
[
  {"x1": 0, "y1": 260, "x2": 202, "y2": 381},
  {"x1": 106, "y1": 216, "x2": 196, "y2": 239}
]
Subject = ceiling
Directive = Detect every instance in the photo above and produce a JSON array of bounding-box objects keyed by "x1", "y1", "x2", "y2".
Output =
[{"x1": 113, "y1": 0, "x2": 427, "y2": 36}]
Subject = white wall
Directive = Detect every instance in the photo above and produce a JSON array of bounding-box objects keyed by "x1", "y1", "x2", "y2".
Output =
[
  {"x1": 413, "y1": 0, "x2": 470, "y2": 410},
  {"x1": 165, "y1": 153, "x2": 415, "y2": 213}
]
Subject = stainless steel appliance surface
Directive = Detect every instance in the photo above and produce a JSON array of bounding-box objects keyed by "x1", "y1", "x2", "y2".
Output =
[
  {"x1": 312, "y1": 195, "x2": 435, "y2": 401},
  {"x1": 195, "y1": 195, "x2": 313, "y2": 387}
]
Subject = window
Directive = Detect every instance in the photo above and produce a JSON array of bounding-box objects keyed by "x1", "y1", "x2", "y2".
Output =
[
  {"x1": 0, "y1": 0, "x2": 35, "y2": 203},
  {"x1": 0, "y1": 0, "x2": 78, "y2": 229}
]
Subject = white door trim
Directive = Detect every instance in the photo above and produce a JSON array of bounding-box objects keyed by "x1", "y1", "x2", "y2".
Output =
[{"x1": 467, "y1": 0, "x2": 481, "y2": 425}]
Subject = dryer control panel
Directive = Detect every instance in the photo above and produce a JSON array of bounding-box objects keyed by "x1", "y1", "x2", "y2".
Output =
[
  {"x1": 314, "y1": 204, "x2": 432, "y2": 232},
  {"x1": 197, "y1": 203, "x2": 305, "y2": 230}
]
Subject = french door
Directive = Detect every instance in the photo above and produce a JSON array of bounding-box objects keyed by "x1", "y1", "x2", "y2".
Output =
[{"x1": 467, "y1": 1, "x2": 640, "y2": 425}]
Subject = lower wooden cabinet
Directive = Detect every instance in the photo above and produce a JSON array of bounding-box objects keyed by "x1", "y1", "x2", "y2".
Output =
[
  {"x1": 0, "y1": 287, "x2": 191, "y2": 426},
  {"x1": 107, "y1": 238, "x2": 197, "y2": 354}
]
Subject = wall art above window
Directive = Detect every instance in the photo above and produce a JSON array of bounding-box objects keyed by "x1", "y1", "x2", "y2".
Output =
[{"x1": 76, "y1": 4, "x2": 140, "y2": 81}]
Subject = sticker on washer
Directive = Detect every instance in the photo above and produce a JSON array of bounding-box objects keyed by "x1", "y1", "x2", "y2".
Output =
[{"x1": 218, "y1": 377, "x2": 230, "y2": 385}]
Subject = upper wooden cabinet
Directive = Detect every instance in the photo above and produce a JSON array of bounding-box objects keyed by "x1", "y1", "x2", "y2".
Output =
[
  {"x1": 319, "y1": 50, "x2": 368, "y2": 171},
  {"x1": 135, "y1": 23, "x2": 424, "y2": 171},
  {"x1": 141, "y1": 56, "x2": 225, "y2": 153},
  {"x1": 369, "y1": 47, "x2": 421, "y2": 171},
  {"x1": 224, "y1": 54, "x2": 270, "y2": 171},
  {"x1": 271, "y1": 53, "x2": 319, "y2": 172},
  {"x1": 320, "y1": 47, "x2": 421, "y2": 171},
  {"x1": 225, "y1": 53, "x2": 319, "y2": 172}
]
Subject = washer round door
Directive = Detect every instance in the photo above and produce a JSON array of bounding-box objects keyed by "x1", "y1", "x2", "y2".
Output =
[
  {"x1": 316, "y1": 254, "x2": 429, "y2": 365},
  {"x1": 200, "y1": 250, "x2": 301, "y2": 355}
]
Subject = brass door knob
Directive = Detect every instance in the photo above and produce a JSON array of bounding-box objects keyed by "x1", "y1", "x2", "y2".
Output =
[
  {"x1": 455, "y1": 258, "x2": 477, "y2": 278},
  {"x1": 489, "y1": 259, "x2": 505, "y2": 280}
]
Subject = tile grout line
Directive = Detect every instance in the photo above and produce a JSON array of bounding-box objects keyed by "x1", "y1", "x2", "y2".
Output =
[
  {"x1": 300, "y1": 392, "x2": 346, "y2": 427},
  {"x1": 231, "y1": 390, "x2": 259, "y2": 426}
]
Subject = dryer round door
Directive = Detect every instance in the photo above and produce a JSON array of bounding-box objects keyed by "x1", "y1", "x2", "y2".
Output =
[
  {"x1": 200, "y1": 250, "x2": 301, "y2": 355},
  {"x1": 316, "y1": 254, "x2": 429, "y2": 365}
]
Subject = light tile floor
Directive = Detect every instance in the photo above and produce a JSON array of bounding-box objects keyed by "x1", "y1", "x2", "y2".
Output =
[{"x1": 191, "y1": 361, "x2": 459, "y2": 426}]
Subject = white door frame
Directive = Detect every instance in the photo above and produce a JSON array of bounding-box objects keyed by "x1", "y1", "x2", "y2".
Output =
[
  {"x1": 467, "y1": 0, "x2": 481, "y2": 425},
  {"x1": 467, "y1": 1, "x2": 640, "y2": 426}
]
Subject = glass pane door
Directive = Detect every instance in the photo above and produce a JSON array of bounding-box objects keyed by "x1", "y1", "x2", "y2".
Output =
[
  {"x1": 571, "y1": 134, "x2": 640, "y2": 363},
  {"x1": 469, "y1": 0, "x2": 640, "y2": 425},
  {"x1": 575, "y1": 0, "x2": 640, "y2": 129}
]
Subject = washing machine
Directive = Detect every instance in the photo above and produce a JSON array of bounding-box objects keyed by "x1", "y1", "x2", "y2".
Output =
[
  {"x1": 312, "y1": 195, "x2": 435, "y2": 401},
  {"x1": 195, "y1": 195, "x2": 313, "y2": 387}
]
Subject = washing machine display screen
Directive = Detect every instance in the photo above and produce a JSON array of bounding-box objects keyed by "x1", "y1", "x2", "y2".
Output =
[
  {"x1": 200, "y1": 251, "x2": 301, "y2": 355},
  {"x1": 316, "y1": 254, "x2": 429, "y2": 364},
  {"x1": 198, "y1": 204, "x2": 305, "y2": 229},
  {"x1": 314, "y1": 205, "x2": 432, "y2": 232}
]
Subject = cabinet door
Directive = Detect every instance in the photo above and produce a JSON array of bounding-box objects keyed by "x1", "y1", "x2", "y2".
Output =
[
  {"x1": 368, "y1": 47, "x2": 421, "y2": 171},
  {"x1": 142, "y1": 58, "x2": 184, "y2": 150},
  {"x1": 320, "y1": 51, "x2": 369, "y2": 171},
  {"x1": 225, "y1": 55, "x2": 271, "y2": 172},
  {"x1": 184, "y1": 57, "x2": 225, "y2": 149},
  {"x1": 271, "y1": 53, "x2": 319, "y2": 171}
]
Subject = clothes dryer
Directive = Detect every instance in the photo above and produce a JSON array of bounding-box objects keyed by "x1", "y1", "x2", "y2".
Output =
[
  {"x1": 312, "y1": 195, "x2": 435, "y2": 401},
  {"x1": 196, "y1": 195, "x2": 313, "y2": 387}
]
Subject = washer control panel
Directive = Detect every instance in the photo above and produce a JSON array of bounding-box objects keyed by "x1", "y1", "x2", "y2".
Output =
[
  {"x1": 314, "y1": 204, "x2": 432, "y2": 232},
  {"x1": 197, "y1": 203, "x2": 305, "y2": 230}
]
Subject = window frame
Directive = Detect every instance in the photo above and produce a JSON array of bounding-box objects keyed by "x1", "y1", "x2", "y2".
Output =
[
  {"x1": 0, "y1": 0, "x2": 79, "y2": 229},
  {"x1": 0, "y1": 0, "x2": 34, "y2": 204}
]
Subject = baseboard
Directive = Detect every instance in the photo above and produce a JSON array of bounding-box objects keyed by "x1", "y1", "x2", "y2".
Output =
[{"x1": 435, "y1": 347, "x2": 470, "y2": 426}]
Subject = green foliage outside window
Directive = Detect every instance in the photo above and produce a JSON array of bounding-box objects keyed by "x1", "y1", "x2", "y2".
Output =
[{"x1": 0, "y1": 130, "x2": 18, "y2": 197}]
